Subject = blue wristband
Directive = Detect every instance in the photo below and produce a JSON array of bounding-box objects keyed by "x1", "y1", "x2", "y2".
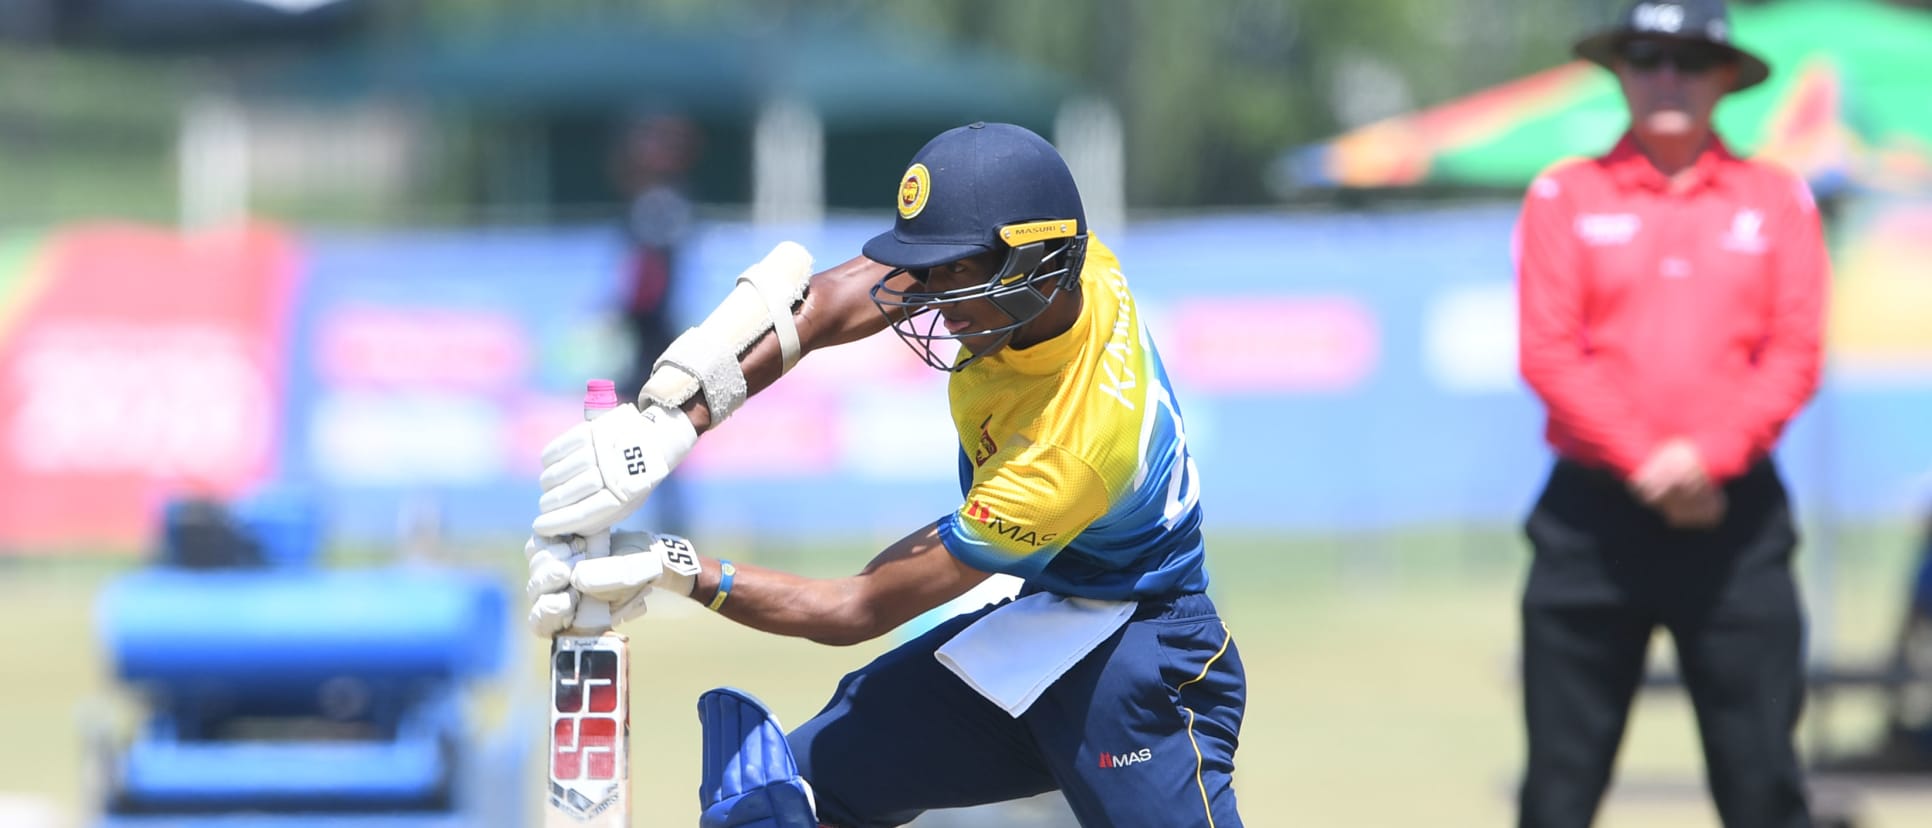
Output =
[{"x1": 706, "y1": 560, "x2": 736, "y2": 612}]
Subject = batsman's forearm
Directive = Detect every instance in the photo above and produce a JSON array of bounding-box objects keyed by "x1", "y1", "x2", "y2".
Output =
[
  {"x1": 680, "y1": 256, "x2": 894, "y2": 433},
  {"x1": 691, "y1": 556, "x2": 885, "y2": 646}
]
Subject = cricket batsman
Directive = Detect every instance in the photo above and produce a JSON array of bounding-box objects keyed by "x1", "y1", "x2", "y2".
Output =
[{"x1": 526, "y1": 122, "x2": 1246, "y2": 827}]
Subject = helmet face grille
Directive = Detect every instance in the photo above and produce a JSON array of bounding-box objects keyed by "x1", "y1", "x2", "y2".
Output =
[{"x1": 870, "y1": 238, "x2": 1085, "y2": 372}]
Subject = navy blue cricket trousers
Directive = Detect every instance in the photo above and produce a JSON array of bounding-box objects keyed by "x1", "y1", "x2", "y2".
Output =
[{"x1": 788, "y1": 592, "x2": 1245, "y2": 827}]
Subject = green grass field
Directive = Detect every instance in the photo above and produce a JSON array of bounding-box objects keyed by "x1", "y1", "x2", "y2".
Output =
[{"x1": 4, "y1": 526, "x2": 1930, "y2": 827}]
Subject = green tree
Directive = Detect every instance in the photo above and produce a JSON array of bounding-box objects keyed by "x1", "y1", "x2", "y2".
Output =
[{"x1": 857, "y1": 0, "x2": 1595, "y2": 205}]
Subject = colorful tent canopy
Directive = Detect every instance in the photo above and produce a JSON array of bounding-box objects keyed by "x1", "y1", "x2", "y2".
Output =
[
  {"x1": 1280, "y1": 0, "x2": 1932, "y2": 194},
  {"x1": 1831, "y1": 197, "x2": 1932, "y2": 379}
]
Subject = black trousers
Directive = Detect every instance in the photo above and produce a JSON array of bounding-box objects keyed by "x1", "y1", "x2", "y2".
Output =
[{"x1": 1518, "y1": 460, "x2": 1812, "y2": 828}]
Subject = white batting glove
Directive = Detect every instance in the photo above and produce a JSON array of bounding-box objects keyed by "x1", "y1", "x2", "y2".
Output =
[
  {"x1": 525, "y1": 534, "x2": 584, "y2": 637},
  {"x1": 573, "y1": 531, "x2": 702, "y2": 627},
  {"x1": 533, "y1": 402, "x2": 698, "y2": 538}
]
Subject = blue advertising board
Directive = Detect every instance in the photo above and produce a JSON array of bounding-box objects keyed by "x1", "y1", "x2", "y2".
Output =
[{"x1": 283, "y1": 207, "x2": 1932, "y2": 543}]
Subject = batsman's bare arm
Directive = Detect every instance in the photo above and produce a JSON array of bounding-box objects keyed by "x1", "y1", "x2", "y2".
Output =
[
  {"x1": 663, "y1": 255, "x2": 987, "y2": 645},
  {"x1": 692, "y1": 521, "x2": 990, "y2": 647}
]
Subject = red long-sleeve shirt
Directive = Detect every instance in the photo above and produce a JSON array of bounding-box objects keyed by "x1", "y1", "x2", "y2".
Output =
[{"x1": 1515, "y1": 134, "x2": 1828, "y2": 483}]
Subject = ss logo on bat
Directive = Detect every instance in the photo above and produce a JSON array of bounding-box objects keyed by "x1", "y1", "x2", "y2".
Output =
[{"x1": 552, "y1": 649, "x2": 620, "y2": 781}]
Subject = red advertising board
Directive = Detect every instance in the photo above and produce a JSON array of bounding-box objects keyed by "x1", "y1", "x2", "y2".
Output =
[{"x1": 0, "y1": 224, "x2": 296, "y2": 551}]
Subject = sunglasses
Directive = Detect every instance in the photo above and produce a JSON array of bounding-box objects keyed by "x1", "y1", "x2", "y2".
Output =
[{"x1": 1618, "y1": 39, "x2": 1732, "y2": 75}]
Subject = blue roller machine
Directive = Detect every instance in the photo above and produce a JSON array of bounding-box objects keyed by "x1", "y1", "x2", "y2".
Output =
[{"x1": 88, "y1": 492, "x2": 530, "y2": 827}]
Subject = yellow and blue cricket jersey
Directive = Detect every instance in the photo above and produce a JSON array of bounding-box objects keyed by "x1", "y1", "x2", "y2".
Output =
[{"x1": 935, "y1": 237, "x2": 1207, "y2": 600}]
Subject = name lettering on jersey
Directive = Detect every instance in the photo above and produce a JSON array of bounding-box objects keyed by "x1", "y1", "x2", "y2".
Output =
[
  {"x1": 1575, "y1": 213, "x2": 1641, "y2": 246},
  {"x1": 1097, "y1": 747, "x2": 1154, "y2": 769},
  {"x1": 1097, "y1": 267, "x2": 1138, "y2": 411},
  {"x1": 972, "y1": 415, "x2": 999, "y2": 467},
  {"x1": 965, "y1": 500, "x2": 1057, "y2": 548},
  {"x1": 1721, "y1": 207, "x2": 1767, "y2": 254}
]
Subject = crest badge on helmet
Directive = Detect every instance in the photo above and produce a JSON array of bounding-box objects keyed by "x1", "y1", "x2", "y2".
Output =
[{"x1": 898, "y1": 163, "x2": 931, "y2": 220}]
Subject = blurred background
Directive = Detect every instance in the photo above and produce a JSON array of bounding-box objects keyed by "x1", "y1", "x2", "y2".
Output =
[{"x1": 1, "y1": 0, "x2": 1930, "y2": 826}]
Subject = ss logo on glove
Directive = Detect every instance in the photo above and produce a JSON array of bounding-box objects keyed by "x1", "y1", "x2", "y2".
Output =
[
  {"x1": 623, "y1": 446, "x2": 648, "y2": 476},
  {"x1": 659, "y1": 535, "x2": 697, "y2": 571}
]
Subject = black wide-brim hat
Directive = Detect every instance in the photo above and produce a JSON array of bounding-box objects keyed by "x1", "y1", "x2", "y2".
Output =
[{"x1": 1574, "y1": 0, "x2": 1770, "y2": 91}]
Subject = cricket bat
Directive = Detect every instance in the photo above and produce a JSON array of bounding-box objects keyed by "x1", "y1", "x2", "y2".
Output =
[{"x1": 546, "y1": 379, "x2": 630, "y2": 826}]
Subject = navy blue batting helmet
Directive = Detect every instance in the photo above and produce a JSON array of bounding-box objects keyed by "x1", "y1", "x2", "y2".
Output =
[{"x1": 863, "y1": 122, "x2": 1088, "y2": 371}]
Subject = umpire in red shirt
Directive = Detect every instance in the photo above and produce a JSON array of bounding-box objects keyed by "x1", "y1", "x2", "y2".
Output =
[{"x1": 1514, "y1": 1, "x2": 1828, "y2": 826}]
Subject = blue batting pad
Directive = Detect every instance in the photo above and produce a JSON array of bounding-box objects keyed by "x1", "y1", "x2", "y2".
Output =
[{"x1": 698, "y1": 687, "x2": 818, "y2": 828}]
